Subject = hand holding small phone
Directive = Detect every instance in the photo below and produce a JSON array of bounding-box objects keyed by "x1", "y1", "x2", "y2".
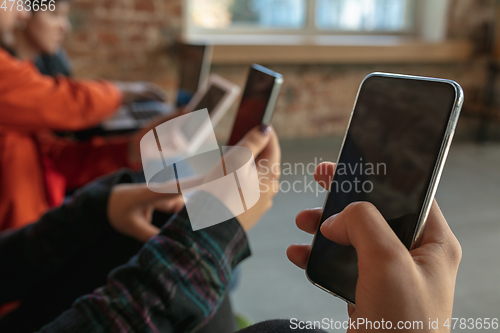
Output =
[
  {"x1": 221, "y1": 64, "x2": 283, "y2": 230},
  {"x1": 288, "y1": 162, "x2": 462, "y2": 332}
]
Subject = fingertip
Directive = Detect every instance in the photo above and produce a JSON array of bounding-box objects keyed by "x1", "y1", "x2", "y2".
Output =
[
  {"x1": 285, "y1": 245, "x2": 294, "y2": 259},
  {"x1": 295, "y1": 208, "x2": 310, "y2": 224},
  {"x1": 286, "y1": 244, "x2": 311, "y2": 270},
  {"x1": 319, "y1": 213, "x2": 351, "y2": 246},
  {"x1": 259, "y1": 124, "x2": 272, "y2": 135},
  {"x1": 252, "y1": 124, "x2": 272, "y2": 137},
  {"x1": 314, "y1": 162, "x2": 336, "y2": 176},
  {"x1": 320, "y1": 214, "x2": 337, "y2": 231},
  {"x1": 314, "y1": 162, "x2": 336, "y2": 190},
  {"x1": 296, "y1": 208, "x2": 322, "y2": 234},
  {"x1": 319, "y1": 224, "x2": 330, "y2": 239}
]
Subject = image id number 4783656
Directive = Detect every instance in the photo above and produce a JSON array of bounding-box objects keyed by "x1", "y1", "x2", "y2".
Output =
[
  {"x1": 1, "y1": 0, "x2": 56, "y2": 11},
  {"x1": 441, "y1": 318, "x2": 499, "y2": 330}
]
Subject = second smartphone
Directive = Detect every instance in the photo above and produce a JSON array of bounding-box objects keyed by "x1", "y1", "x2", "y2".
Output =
[{"x1": 228, "y1": 64, "x2": 283, "y2": 145}]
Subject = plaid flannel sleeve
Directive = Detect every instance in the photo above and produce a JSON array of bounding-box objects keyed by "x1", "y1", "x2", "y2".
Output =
[{"x1": 38, "y1": 191, "x2": 251, "y2": 333}]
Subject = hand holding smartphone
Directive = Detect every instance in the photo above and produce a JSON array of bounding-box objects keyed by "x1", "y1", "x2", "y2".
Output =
[
  {"x1": 306, "y1": 73, "x2": 463, "y2": 305},
  {"x1": 223, "y1": 64, "x2": 283, "y2": 230}
]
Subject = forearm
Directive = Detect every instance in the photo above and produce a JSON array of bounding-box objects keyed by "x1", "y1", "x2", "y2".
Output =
[
  {"x1": 0, "y1": 50, "x2": 122, "y2": 131},
  {"x1": 39, "y1": 193, "x2": 251, "y2": 333}
]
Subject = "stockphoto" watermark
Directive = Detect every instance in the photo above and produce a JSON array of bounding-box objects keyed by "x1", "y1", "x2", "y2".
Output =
[
  {"x1": 257, "y1": 158, "x2": 386, "y2": 197},
  {"x1": 290, "y1": 317, "x2": 424, "y2": 331},
  {"x1": 290, "y1": 317, "x2": 499, "y2": 331}
]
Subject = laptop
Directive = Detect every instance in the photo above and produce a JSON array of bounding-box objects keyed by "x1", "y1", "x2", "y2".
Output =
[
  {"x1": 102, "y1": 43, "x2": 213, "y2": 131},
  {"x1": 159, "y1": 73, "x2": 241, "y2": 156},
  {"x1": 176, "y1": 43, "x2": 213, "y2": 108}
]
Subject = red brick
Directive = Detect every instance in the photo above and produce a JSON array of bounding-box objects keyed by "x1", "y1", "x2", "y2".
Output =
[
  {"x1": 134, "y1": 0, "x2": 155, "y2": 12},
  {"x1": 98, "y1": 32, "x2": 120, "y2": 45}
]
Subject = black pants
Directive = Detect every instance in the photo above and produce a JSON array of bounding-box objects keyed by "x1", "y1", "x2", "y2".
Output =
[{"x1": 0, "y1": 212, "x2": 235, "y2": 333}]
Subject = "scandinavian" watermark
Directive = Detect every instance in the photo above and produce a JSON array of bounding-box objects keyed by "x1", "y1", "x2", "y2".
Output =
[{"x1": 258, "y1": 157, "x2": 386, "y2": 197}]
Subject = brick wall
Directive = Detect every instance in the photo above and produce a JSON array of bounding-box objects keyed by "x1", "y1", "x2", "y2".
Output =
[
  {"x1": 65, "y1": 0, "x2": 496, "y2": 139},
  {"x1": 67, "y1": 0, "x2": 183, "y2": 88}
]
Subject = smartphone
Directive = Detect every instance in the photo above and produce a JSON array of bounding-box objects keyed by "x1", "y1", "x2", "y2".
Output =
[
  {"x1": 306, "y1": 72, "x2": 464, "y2": 305},
  {"x1": 227, "y1": 64, "x2": 283, "y2": 146}
]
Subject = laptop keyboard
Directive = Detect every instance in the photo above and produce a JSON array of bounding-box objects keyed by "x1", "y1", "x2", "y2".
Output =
[
  {"x1": 128, "y1": 101, "x2": 167, "y2": 122},
  {"x1": 130, "y1": 110, "x2": 162, "y2": 121},
  {"x1": 102, "y1": 101, "x2": 174, "y2": 131}
]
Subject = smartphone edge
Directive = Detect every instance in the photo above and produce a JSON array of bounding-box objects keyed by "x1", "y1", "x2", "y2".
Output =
[
  {"x1": 262, "y1": 75, "x2": 284, "y2": 125},
  {"x1": 410, "y1": 80, "x2": 464, "y2": 250}
]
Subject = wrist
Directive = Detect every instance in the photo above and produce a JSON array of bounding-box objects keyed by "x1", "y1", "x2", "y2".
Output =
[
  {"x1": 74, "y1": 170, "x2": 135, "y2": 227},
  {"x1": 167, "y1": 192, "x2": 251, "y2": 270}
]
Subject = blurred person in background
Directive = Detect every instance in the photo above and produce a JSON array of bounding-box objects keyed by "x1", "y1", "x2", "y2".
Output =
[
  {"x1": 10, "y1": 0, "x2": 73, "y2": 76},
  {"x1": 0, "y1": 4, "x2": 181, "y2": 231}
]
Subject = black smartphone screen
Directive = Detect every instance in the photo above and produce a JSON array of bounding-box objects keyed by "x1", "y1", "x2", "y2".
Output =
[
  {"x1": 227, "y1": 65, "x2": 281, "y2": 146},
  {"x1": 307, "y1": 75, "x2": 458, "y2": 304}
]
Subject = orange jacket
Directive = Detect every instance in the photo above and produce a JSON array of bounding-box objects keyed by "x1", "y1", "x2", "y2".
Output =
[{"x1": 0, "y1": 49, "x2": 132, "y2": 231}]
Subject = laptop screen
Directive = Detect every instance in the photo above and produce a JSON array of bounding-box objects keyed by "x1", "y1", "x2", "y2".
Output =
[
  {"x1": 176, "y1": 44, "x2": 211, "y2": 108},
  {"x1": 180, "y1": 84, "x2": 226, "y2": 140}
]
